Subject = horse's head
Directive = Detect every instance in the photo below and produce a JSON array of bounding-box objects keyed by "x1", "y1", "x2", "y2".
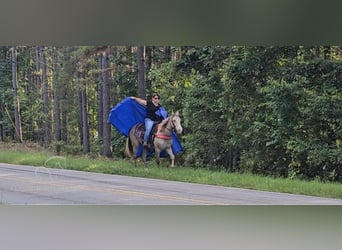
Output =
[{"x1": 171, "y1": 111, "x2": 183, "y2": 135}]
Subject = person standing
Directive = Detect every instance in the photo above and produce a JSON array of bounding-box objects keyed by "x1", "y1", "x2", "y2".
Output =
[{"x1": 130, "y1": 93, "x2": 164, "y2": 147}]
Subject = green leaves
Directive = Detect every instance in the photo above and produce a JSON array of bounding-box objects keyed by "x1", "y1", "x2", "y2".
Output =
[
  {"x1": 3, "y1": 45, "x2": 342, "y2": 181},
  {"x1": 217, "y1": 47, "x2": 342, "y2": 180}
]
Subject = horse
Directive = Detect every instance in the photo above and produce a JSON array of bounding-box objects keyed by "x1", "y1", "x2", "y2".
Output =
[{"x1": 125, "y1": 111, "x2": 183, "y2": 167}]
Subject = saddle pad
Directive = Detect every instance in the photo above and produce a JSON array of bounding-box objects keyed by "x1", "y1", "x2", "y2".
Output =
[{"x1": 134, "y1": 123, "x2": 145, "y2": 139}]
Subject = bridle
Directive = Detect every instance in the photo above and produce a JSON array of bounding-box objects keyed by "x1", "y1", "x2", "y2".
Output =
[{"x1": 165, "y1": 116, "x2": 175, "y2": 132}]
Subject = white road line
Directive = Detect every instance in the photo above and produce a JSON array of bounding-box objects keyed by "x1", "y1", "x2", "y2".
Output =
[{"x1": 0, "y1": 174, "x2": 16, "y2": 177}]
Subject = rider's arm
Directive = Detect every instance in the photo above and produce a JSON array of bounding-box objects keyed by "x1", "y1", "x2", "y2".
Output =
[{"x1": 130, "y1": 96, "x2": 147, "y2": 106}]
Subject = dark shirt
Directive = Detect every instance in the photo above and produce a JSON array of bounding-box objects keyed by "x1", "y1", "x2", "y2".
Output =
[{"x1": 146, "y1": 100, "x2": 162, "y2": 121}]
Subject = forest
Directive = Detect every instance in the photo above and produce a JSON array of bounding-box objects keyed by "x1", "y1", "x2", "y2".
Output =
[{"x1": 0, "y1": 46, "x2": 342, "y2": 182}]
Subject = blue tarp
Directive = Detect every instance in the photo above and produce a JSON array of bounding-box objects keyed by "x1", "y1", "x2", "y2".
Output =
[{"x1": 108, "y1": 97, "x2": 183, "y2": 157}]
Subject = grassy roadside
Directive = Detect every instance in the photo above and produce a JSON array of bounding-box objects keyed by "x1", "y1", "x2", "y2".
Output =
[{"x1": 1, "y1": 142, "x2": 342, "y2": 199}]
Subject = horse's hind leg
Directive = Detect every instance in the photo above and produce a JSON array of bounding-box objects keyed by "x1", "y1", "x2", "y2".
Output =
[
  {"x1": 131, "y1": 145, "x2": 139, "y2": 167},
  {"x1": 154, "y1": 149, "x2": 161, "y2": 166},
  {"x1": 142, "y1": 147, "x2": 148, "y2": 167}
]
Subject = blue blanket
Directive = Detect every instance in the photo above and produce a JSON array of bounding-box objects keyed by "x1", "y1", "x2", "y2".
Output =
[{"x1": 108, "y1": 97, "x2": 183, "y2": 157}]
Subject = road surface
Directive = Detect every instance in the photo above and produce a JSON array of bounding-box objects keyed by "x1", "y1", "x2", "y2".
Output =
[{"x1": 1, "y1": 163, "x2": 342, "y2": 204}]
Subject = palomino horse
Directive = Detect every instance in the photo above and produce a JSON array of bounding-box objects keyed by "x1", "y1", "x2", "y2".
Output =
[{"x1": 125, "y1": 111, "x2": 183, "y2": 167}]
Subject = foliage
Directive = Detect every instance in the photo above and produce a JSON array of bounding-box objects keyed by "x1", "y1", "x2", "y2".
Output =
[
  {"x1": 182, "y1": 70, "x2": 227, "y2": 169},
  {"x1": 169, "y1": 46, "x2": 342, "y2": 181},
  {"x1": 1, "y1": 46, "x2": 342, "y2": 182}
]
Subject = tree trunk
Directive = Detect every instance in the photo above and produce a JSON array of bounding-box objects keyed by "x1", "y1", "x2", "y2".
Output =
[
  {"x1": 101, "y1": 49, "x2": 112, "y2": 158},
  {"x1": 40, "y1": 46, "x2": 52, "y2": 146},
  {"x1": 52, "y1": 47, "x2": 62, "y2": 141},
  {"x1": 35, "y1": 46, "x2": 43, "y2": 145},
  {"x1": 97, "y1": 55, "x2": 104, "y2": 141},
  {"x1": 78, "y1": 71, "x2": 90, "y2": 154},
  {"x1": 164, "y1": 46, "x2": 172, "y2": 62},
  {"x1": 137, "y1": 46, "x2": 146, "y2": 98},
  {"x1": 81, "y1": 81, "x2": 90, "y2": 154},
  {"x1": 11, "y1": 46, "x2": 23, "y2": 143},
  {"x1": 145, "y1": 46, "x2": 152, "y2": 90},
  {"x1": 77, "y1": 72, "x2": 83, "y2": 145},
  {"x1": 60, "y1": 46, "x2": 73, "y2": 143}
]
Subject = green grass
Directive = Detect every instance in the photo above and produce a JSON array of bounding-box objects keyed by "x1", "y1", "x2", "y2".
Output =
[{"x1": 1, "y1": 142, "x2": 342, "y2": 199}]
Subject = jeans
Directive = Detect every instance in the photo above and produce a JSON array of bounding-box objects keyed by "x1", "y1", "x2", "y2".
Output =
[{"x1": 144, "y1": 118, "x2": 154, "y2": 142}]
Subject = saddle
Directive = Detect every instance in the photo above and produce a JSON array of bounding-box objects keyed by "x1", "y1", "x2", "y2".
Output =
[{"x1": 133, "y1": 122, "x2": 159, "y2": 145}]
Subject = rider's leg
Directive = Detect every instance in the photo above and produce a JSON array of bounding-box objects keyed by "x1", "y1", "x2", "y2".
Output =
[{"x1": 143, "y1": 118, "x2": 154, "y2": 146}]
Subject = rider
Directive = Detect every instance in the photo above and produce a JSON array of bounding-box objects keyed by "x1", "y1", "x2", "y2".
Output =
[{"x1": 130, "y1": 93, "x2": 165, "y2": 147}]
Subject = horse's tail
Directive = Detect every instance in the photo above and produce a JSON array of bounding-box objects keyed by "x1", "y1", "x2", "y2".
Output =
[{"x1": 125, "y1": 137, "x2": 134, "y2": 158}]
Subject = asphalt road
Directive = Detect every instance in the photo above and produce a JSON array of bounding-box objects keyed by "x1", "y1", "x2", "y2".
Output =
[{"x1": 1, "y1": 163, "x2": 342, "y2": 205}]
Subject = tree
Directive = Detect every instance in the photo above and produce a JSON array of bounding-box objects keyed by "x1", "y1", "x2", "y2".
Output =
[
  {"x1": 11, "y1": 46, "x2": 23, "y2": 143},
  {"x1": 137, "y1": 46, "x2": 146, "y2": 98},
  {"x1": 78, "y1": 71, "x2": 90, "y2": 154},
  {"x1": 39, "y1": 46, "x2": 52, "y2": 146},
  {"x1": 100, "y1": 48, "x2": 112, "y2": 158},
  {"x1": 34, "y1": 46, "x2": 44, "y2": 145},
  {"x1": 97, "y1": 54, "x2": 104, "y2": 141},
  {"x1": 52, "y1": 47, "x2": 62, "y2": 141}
]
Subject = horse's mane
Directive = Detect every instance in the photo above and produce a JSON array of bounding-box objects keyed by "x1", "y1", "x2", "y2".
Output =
[
  {"x1": 158, "y1": 116, "x2": 171, "y2": 128},
  {"x1": 156, "y1": 116, "x2": 173, "y2": 135}
]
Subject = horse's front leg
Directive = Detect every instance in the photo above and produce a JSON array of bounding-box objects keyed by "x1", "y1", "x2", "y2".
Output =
[{"x1": 165, "y1": 148, "x2": 175, "y2": 167}]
